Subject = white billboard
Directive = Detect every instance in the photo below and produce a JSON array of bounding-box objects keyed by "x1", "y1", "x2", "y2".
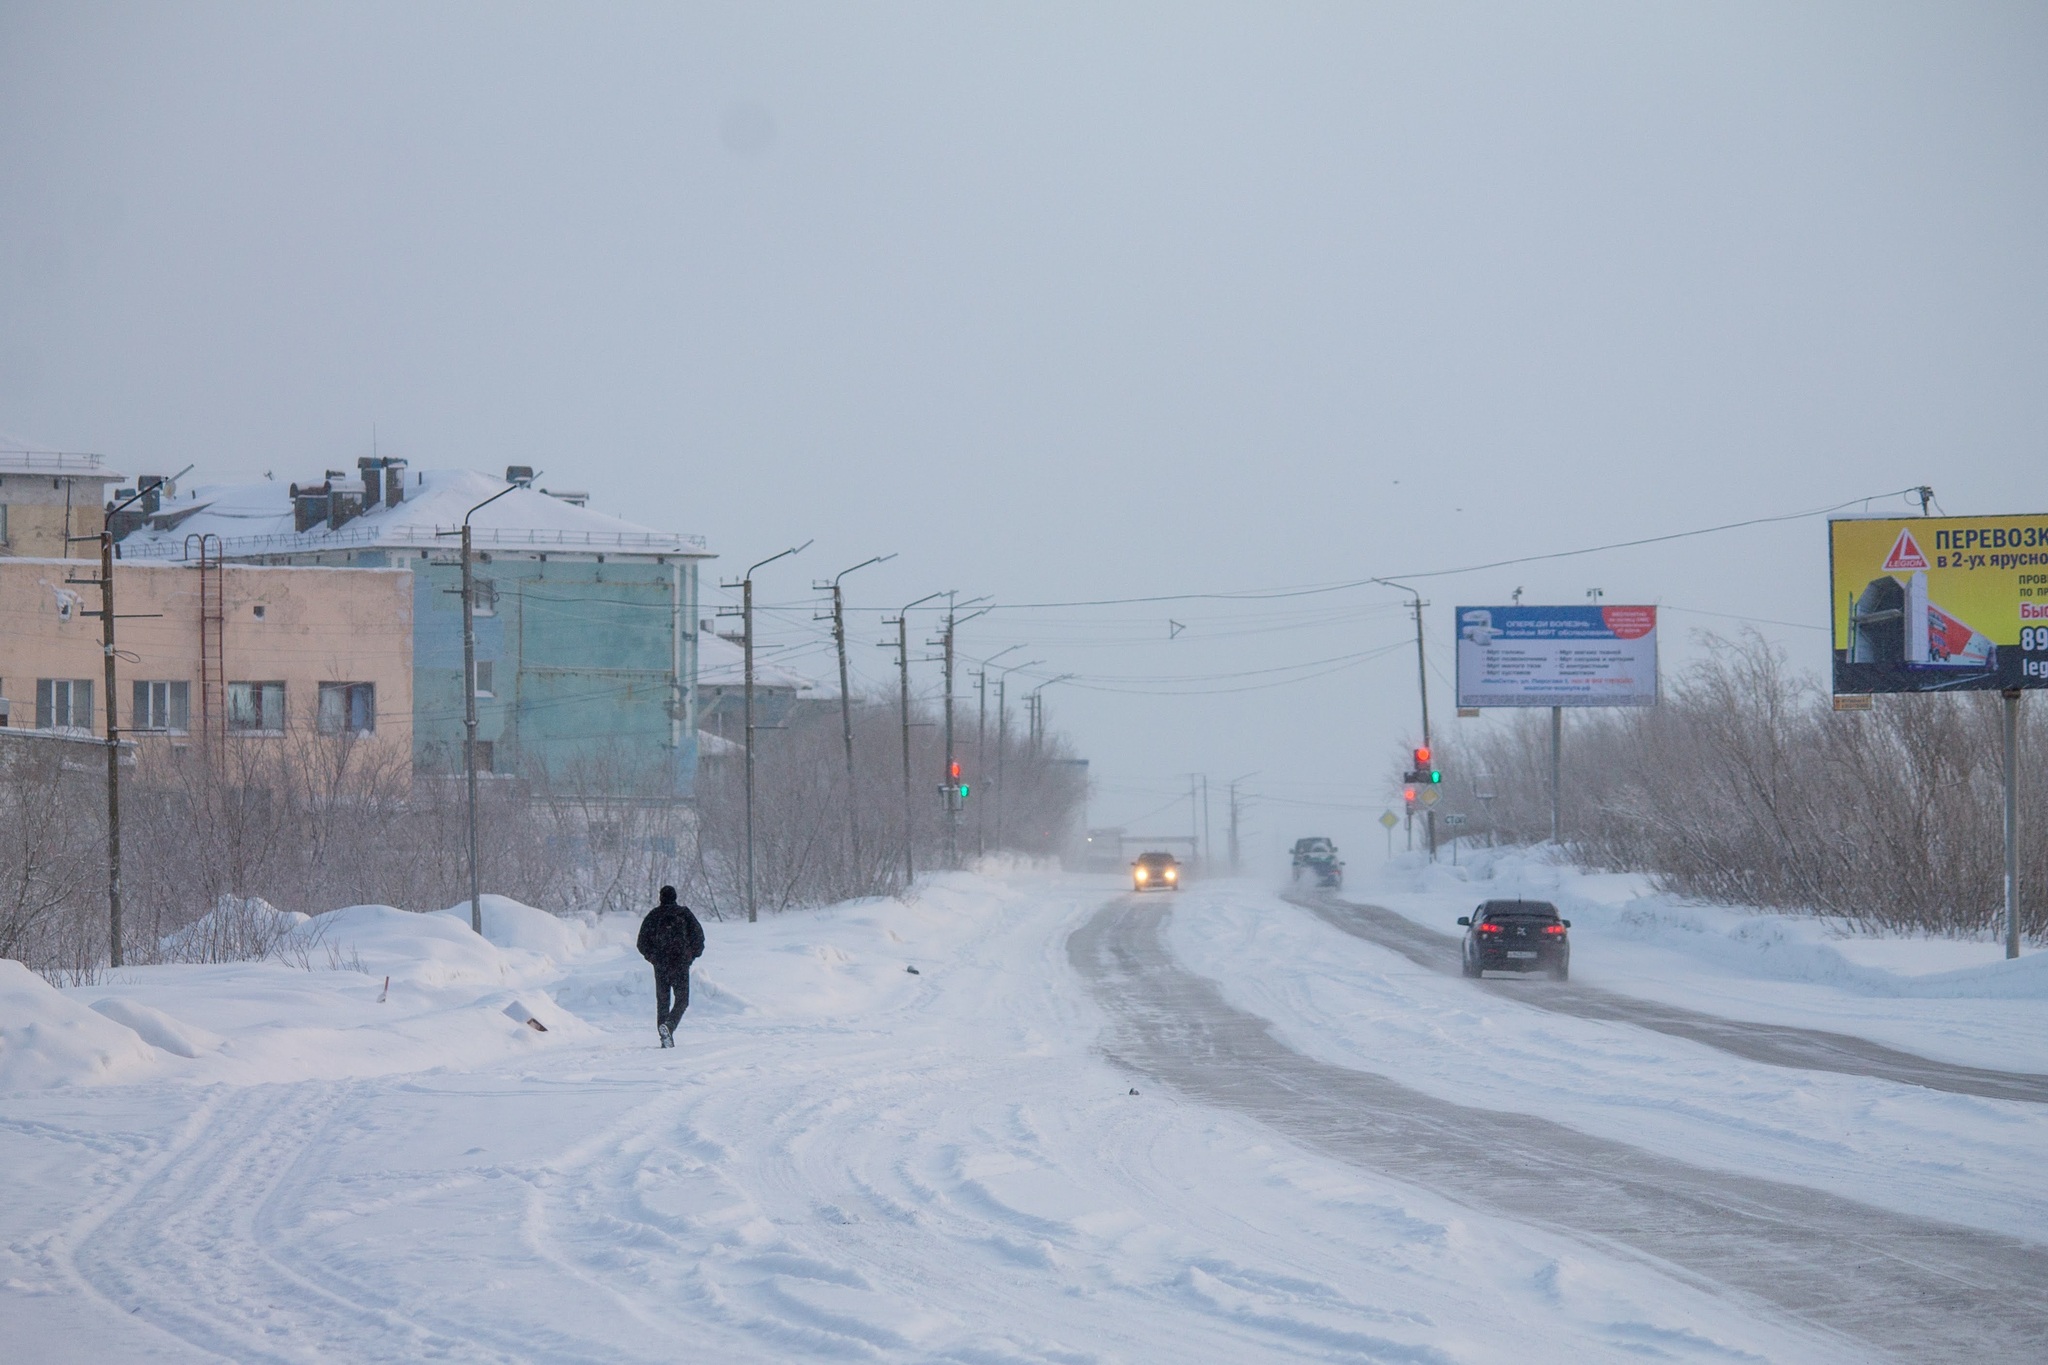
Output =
[{"x1": 1455, "y1": 605, "x2": 1659, "y2": 708}]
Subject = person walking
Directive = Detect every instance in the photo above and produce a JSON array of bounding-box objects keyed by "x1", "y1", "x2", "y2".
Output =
[{"x1": 636, "y1": 885, "x2": 705, "y2": 1048}]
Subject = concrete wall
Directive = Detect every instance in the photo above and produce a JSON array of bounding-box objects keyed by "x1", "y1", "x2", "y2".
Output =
[
  {"x1": 0, "y1": 558, "x2": 412, "y2": 765},
  {"x1": 407, "y1": 554, "x2": 698, "y2": 795},
  {"x1": 0, "y1": 472, "x2": 115, "y2": 559}
]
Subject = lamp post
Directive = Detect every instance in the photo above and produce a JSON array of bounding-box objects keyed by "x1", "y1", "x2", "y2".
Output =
[
  {"x1": 820, "y1": 554, "x2": 894, "y2": 883},
  {"x1": 737, "y1": 541, "x2": 810, "y2": 922},
  {"x1": 439, "y1": 472, "x2": 531, "y2": 936},
  {"x1": 973, "y1": 645, "x2": 1025, "y2": 858},
  {"x1": 992, "y1": 658, "x2": 1043, "y2": 850}
]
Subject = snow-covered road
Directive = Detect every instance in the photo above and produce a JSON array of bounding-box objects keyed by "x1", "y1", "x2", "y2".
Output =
[
  {"x1": 1295, "y1": 890, "x2": 2048, "y2": 1104},
  {"x1": 4, "y1": 866, "x2": 2044, "y2": 1362},
  {"x1": 1081, "y1": 894, "x2": 2048, "y2": 1360}
]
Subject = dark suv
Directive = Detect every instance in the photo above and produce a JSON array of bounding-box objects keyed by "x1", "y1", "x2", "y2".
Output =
[{"x1": 1458, "y1": 899, "x2": 1570, "y2": 980}]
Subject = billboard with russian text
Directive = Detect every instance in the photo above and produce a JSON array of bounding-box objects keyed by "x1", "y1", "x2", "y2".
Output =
[
  {"x1": 1454, "y1": 605, "x2": 1658, "y2": 708},
  {"x1": 1830, "y1": 514, "x2": 2048, "y2": 693}
]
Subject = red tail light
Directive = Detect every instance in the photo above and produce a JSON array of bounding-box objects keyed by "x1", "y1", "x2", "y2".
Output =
[
  {"x1": 1544, "y1": 924, "x2": 1566, "y2": 935},
  {"x1": 1479, "y1": 922, "x2": 1503, "y2": 933}
]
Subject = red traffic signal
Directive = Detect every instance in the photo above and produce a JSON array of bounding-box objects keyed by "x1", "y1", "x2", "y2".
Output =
[
  {"x1": 1413, "y1": 746, "x2": 1431, "y2": 768},
  {"x1": 1402, "y1": 786, "x2": 1417, "y2": 805},
  {"x1": 949, "y1": 760, "x2": 963, "y2": 780}
]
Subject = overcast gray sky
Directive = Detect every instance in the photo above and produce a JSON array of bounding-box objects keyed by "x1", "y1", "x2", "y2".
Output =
[{"x1": 5, "y1": 2, "x2": 2044, "y2": 862}]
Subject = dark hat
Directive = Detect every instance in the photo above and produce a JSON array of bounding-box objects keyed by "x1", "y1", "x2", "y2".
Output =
[{"x1": 659, "y1": 885, "x2": 678, "y2": 903}]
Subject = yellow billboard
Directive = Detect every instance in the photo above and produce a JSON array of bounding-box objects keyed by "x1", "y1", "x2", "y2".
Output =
[{"x1": 1830, "y1": 514, "x2": 2048, "y2": 693}]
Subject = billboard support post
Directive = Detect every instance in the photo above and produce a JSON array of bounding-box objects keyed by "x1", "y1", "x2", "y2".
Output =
[
  {"x1": 2006, "y1": 689, "x2": 2022, "y2": 960},
  {"x1": 1550, "y1": 706, "x2": 1562, "y2": 845}
]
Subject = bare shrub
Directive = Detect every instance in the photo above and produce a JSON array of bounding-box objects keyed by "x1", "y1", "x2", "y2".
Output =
[
  {"x1": 2, "y1": 683, "x2": 1089, "y2": 977},
  {"x1": 1441, "y1": 632, "x2": 2044, "y2": 939}
]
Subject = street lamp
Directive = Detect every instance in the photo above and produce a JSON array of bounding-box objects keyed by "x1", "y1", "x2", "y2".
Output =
[{"x1": 438, "y1": 471, "x2": 533, "y2": 936}]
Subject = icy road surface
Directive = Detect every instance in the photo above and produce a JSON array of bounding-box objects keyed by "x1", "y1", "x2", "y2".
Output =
[
  {"x1": 4, "y1": 870, "x2": 2044, "y2": 1362},
  {"x1": 1294, "y1": 890, "x2": 2048, "y2": 1104}
]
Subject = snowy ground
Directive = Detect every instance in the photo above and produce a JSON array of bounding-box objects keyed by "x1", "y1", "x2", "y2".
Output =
[{"x1": 1, "y1": 863, "x2": 2041, "y2": 1362}]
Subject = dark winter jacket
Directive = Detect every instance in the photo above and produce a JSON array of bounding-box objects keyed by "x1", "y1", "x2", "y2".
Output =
[{"x1": 638, "y1": 899, "x2": 706, "y2": 967}]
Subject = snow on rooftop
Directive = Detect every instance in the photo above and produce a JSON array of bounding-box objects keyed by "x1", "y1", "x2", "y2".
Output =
[
  {"x1": 696, "y1": 630, "x2": 833, "y2": 696},
  {"x1": 119, "y1": 468, "x2": 709, "y2": 560},
  {"x1": 0, "y1": 431, "x2": 123, "y2": 479}
]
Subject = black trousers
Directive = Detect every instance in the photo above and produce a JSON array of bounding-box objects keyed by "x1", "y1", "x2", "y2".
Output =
[{"x1": 653, "y1": 962, "x2": 691, "y2": 1033}]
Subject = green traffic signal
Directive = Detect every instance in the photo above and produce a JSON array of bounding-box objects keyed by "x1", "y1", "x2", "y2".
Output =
[
  {"x1": 958, "y1": 783, "x2": 970, "y2": 799},
  {"x1": 1429, "y1": 770, "x2": 1441, "y2": 784}
]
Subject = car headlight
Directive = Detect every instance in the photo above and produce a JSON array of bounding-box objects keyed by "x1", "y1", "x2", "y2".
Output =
[
  {"x1": 1165, "y1": 869, "x2": 1177, "y2": 880},
  {"x1": 1135, "y1": 867, "x2": 1149, "y2": 880}
]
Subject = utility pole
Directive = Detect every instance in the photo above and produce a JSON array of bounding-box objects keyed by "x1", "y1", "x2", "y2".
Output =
[
  {"x1": 1027, "y1": 676, "x2": 1074, "y2": 759},
  {"x1": 992, "y1": 658, "x2": 1042, "y2": 851},
  {"x1": 1201, "y1": 775, "x2": 1211, "y2": 877},
  {"x1": 969, "y1": 644, "x2": 1022, "y2": 861},
  {"x1": 817, "y1": 554, "x2": 894, "y2": 880},
  {"x1": 724, "y1": 542, "x2": 810, "y2": 923},
  {"x1": 930, "y1": 597, "x2": 988, "y2": 870},
  {"x1": 882, "y1": 592, "x2": 943, "y2": 886},
  {"x1": 1226, "y1": 772, "x2": 1257, "y2": 875},
  {"x1": 1189, "y1": 775, "x2": 1200, "y2": 867},
  {"x1": 1378, "y1": 580, "x2": 1435, "y2": 861},
  {"x1": 2005, "y1": 689, "x2": 2023, "y2": 959},
  {"x1": 83, "y1": 470, "x2": 188, "y2": 966},
  {"x1": 439, "y1": 473, "x2": 530, "y2": 936}
]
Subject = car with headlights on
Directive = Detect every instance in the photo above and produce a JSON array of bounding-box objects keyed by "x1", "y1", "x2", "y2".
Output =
[
  {"x1": 1458, "y1": 899, "x2": 1570, "y2": 980},
  {"x1": 1131, "y1": 852, "x2": 1181, "y2": 892}
]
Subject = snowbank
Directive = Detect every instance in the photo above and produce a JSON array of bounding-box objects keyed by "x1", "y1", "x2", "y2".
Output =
[
  {"x1": 88, "y1": 997, "x2": 223, "y2": 1058},
  {"x1": 0, "y1": 960, "x2": 158, "y2": 1091}
]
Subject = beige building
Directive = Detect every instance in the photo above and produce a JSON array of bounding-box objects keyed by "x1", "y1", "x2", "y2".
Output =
[
  {"x1": 0, "y1": 449, "x2": 125, "y2": 559},
  {"x1": 0, "y1": 557, "x2": 413, "y2": 766}
]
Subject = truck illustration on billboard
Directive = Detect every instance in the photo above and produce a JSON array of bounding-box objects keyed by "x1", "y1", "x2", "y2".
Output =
[{"x1": 1831, "y1": 517, "x2": 2048, "y2": 694}]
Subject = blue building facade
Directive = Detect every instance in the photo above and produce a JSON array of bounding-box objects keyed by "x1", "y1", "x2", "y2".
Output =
[
  {"x1": 122, "y1": 466, "x2": 712, "y2": 798},
  {"x1": 409, "y1": 552, "x2": 700, "y2": 793}
]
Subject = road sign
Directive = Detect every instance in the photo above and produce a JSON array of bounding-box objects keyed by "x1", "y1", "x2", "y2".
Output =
[
  {"x1": 1441, "y1": 812, "x2": 1468, "y2": 827},
  {"x1": 1378, "y1": 811, "x2": 1398, "y2": 829},
  {"x1": 1419, "y1": 787, "x2": 1441, "y2": 807},
  {"x1": 1456, "y1": 605, "x2": 1659, "y2": 708},
  {"x1": 1830, "y1": 513, "x2": 2048, "y2": 693}
]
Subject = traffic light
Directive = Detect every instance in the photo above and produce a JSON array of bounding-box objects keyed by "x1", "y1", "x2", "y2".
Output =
[
  {"x1": 1402, "y1": 785, "x2": 1417, "y2": 807},
  {"x1": 950, "y1": 760, "x2": 969, "y2": 800},
  {"x1": 1409, "y1": 745, "x2": 1442, "y2": 785}
]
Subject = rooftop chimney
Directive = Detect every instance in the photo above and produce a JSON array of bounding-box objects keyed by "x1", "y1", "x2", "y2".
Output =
[{"x1": 382, "y1": 458, "x2": 407, "y2": 507}]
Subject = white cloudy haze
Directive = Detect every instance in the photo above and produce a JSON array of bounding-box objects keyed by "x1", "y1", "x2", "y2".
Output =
[{"x1": 3, "y1": 2, "x2": 2042, "y2": 860}]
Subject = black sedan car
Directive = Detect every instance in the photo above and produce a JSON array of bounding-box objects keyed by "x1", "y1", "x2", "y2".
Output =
[{"x1": 1458, "y1": 899, "x2": 1571, "y2": 980}]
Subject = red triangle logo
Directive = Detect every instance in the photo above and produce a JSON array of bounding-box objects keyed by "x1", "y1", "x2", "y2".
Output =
[{"x1": 1882, "y1": 529, "x2": 1929, "y2": 571}]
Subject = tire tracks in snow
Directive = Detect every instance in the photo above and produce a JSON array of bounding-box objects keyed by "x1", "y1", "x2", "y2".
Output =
[
  {"x1": 68, "y1": 1082, "x2": 513, "y2": 1364},
  {"x1": 1290, "y1": 890, "x2": 2048, "y2": 1104},
  {"x1": 1071, "y1": 896, "x2": 2048, "y2": 1363}
]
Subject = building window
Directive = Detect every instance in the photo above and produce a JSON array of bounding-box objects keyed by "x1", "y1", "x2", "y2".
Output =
[
  {"x1": 317, "y1": 682, "x2": 376, "y2": 735},
  {"x1": 473, "y1": 740, "x2": 494, "y2": 772},
  {"x1": 470, "y1": 578, "x2": 498, "y2": 616},
  {"x1": 473, "y1": 660, "x2": 494, "y2": 697},
  {"x1": 227, "y1": 681, "x2": 286, "y2": 733},
  {"x1": 132, "y1": 681, "x2": 191, "y2": 733},
  {"x1": 0, "y1": 503, "x2": 8, "y2": 544},
  {"x1": 36, "y1": 678, "x2": 94, "y2": 732}
]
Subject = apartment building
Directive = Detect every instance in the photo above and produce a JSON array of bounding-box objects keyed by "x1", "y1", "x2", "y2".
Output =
[{"x1": 0, "y1": 556, "x2": 412, "y2": 765}]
